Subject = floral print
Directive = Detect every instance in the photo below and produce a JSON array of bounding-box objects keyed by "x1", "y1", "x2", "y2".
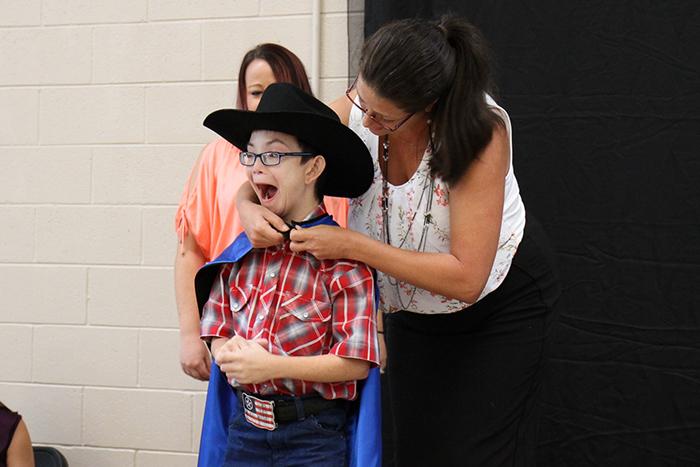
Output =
[{"x1": 348, "y1": 96, "x2": 526, "y2": 314}]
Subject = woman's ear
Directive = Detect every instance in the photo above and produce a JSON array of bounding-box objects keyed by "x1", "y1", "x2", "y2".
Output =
[{"x1": 305, "y1": 155, "x2": 326, "y2": 185}]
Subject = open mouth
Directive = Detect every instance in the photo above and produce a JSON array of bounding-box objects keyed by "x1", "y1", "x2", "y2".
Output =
[{"x1": 256, "y1": 183, "x2": 278, "y2": 202}]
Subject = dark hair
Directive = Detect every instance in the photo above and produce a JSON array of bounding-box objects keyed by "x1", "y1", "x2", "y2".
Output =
[
  {"x1": 237, "y1": 44, "x2": 312, "y2": 110},
  {"x1": 359, "y1": 16, "x2": 503, "y2": 186}
]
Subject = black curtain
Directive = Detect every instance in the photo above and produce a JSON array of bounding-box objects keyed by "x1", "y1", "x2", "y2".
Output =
[{"x1": 361, "y1": 1, "x2": 700, "y2": 465}]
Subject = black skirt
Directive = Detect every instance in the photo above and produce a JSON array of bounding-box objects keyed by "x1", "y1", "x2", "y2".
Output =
[{"x1": 382, "y1": 216, "x2": 561, "y2": 467}]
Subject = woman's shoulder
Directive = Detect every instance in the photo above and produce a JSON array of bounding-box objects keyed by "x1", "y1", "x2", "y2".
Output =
[{"x1": 198, "y1": 138, "x2": 240, "y2": 165}]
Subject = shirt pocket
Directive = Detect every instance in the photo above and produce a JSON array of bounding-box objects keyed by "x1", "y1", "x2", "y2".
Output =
[
  {"x1": 274, "y1": 292, "x2": 332, "y2": 356},
  {"x1": 228, "y1": 285, "x2": 251, "y2": 313}
]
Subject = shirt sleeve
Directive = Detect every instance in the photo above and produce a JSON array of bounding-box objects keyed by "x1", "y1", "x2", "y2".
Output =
[
  {"x1": 174, "y1": 141, "x2": 219, "y2": 259},
  {"x1": 326, "y1": 262, "x2": 380, "y2": 366},
  {"x1": 200, "y1": 264, "x2": 235, "y2": 341}
]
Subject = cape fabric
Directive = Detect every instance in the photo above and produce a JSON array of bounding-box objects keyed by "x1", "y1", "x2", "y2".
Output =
[{"x1": 195, "y1": 214, "x2": 382, "y2": 467}]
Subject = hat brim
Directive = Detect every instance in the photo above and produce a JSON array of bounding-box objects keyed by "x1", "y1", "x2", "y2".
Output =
[{"x1": 204, "y1": 109, "x2": 373, "y2": 198}]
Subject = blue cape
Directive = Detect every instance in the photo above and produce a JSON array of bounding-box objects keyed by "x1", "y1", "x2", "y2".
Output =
[{"x1": 195, "y1": 215, "x2": 381, "y2": 466}]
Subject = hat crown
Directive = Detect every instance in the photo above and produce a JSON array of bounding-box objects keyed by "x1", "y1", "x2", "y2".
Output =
[{"x1": 255, "y1": 83, "x2": 340, "y2": 123}]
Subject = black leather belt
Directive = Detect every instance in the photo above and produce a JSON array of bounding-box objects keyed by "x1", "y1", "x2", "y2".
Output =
[{"x1": 237, "y1": 390, "x2": 346, "y2": 423}]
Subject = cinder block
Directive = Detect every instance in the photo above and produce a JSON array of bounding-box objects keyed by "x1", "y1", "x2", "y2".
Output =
[
  {"x1": 321, "y1": 14, "x2": 348, "y2": 78},
  {"x1": 42, "y1": 0, "x2": 146, "y2": 25},
  {"x1": 192, "y1": 392, "x2": 206, "y2": 452},
  {"x1": 259, "y1": 0, "x2": 311, "y2": 15},
  {"x1": 33, "y1": 325, "x2": 138, "y2": 386},
  {"x1": 201, "y1": 17, "x2": 312, "y2": 81},
  {"x1": 0, "y1": 383, "x2": 82, "y2": 445},
  {"x1": 0, "y1": 89, "x2": 38, "y2": 145},
  {"x1": 0, "y1": 0, "x2": 41, "y2": 26},
  {"x1": 0, "y1": 265, "x2": 86, "y2": 324},
  {"x1": 138, "y1": 329, "x2": 209, "y2": 391},
  {"x1": 35, "y1": 207, "x2": 141, "y2": 264},
  {"x1": 84, "y1": 387, "x2": 192, "y2": 450},
  {"x1": 146, "y1": 83, "x2": 233, "y2": 144},
  {"x1": 0, "y1": 147, "x2": 91, "y2": 203},
  {"x1": 92, "y1": 145, "x2": 198, "y2": 205},
  {"x1": 0, "y1": 325, "x2": 32, "y2": 381},
  {"x1": 148, "y1": 0, "x2": 258, "y2": 20},
  {"x1": 88, "y1": 267, "x2": 177, "y2": 327},
  {"x1": 136, "y1": 451, "x2": 197, "y2": 467},
  {"x1": 323, "y1": 0, "x2": 347, "y2": 12},
  {"x1": 319, "y1": 78, "x2": 347, "y2": 105},
  {"x1": 40, "y1": 86, "x2": 144, "y2": 144},
  {"x1": 60, "y1": 447, "x2": 135, "y2": 467},
  {"x1": 142, "y1": 207, "x2": 179, "y2": 266},
  {"x1": 0, "y1": 28, "x2": 91, "y2": 85},
  {"x1": 0, "y1": 207, "x2": 34, "y2": 261},
  {"x1": 94, "y1": 23, "x2": 200, "y2": 84}
]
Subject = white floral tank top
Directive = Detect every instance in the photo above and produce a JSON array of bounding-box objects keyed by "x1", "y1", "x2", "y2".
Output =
[{"x1": 348, "y1": 95, "x2": 526, "y2": 314}]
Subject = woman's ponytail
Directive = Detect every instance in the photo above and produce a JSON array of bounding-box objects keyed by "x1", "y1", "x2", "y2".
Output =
[{"x1": 429, "y1": 16, "x2": 503, "y2": 186}]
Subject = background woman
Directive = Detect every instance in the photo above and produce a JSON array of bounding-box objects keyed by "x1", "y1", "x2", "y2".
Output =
[
  {"x1": 240, "y1": 17, "x2": 560, "y2": 466},
  {"x1": 174, "y1": 43, "x2": 348, "y2": 381}
]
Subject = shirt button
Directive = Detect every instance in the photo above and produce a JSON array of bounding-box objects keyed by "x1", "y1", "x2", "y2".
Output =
[
  {"x1": 257, "y1": 314, "x2": 264, "y2": 320},
  {"x1": 231, "y1": 304, "x2": 239, "y2": 311},
  {"x1": 269, "y1": 272, "x2": 276, "y2": 278},
  {"x1": 303, "y1": 312, "x2": 309, "y2": 318}
]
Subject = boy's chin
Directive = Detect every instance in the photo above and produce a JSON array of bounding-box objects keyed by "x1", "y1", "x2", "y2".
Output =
[{"x1": 260, "y1": 199, "x2": 288, "y2": 221}]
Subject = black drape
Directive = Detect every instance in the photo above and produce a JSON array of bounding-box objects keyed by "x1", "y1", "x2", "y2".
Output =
[{"x1": 360, "y1": 1, "x2": 700, "y2": 465}]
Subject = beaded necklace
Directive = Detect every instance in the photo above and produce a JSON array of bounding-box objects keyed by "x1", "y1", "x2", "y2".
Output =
[{"x1": 380, "y1": 135, "x2": 434, "y2": 310}]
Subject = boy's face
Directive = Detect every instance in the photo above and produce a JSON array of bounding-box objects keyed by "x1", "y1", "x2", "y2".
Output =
[{"x1": 245, "y1": 130, "x2": 322, "y2": 221}]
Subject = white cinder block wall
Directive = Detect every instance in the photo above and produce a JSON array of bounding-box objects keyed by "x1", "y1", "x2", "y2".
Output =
[{"x1": 0, "y1": 1, "x2": 360, "y2": 465}]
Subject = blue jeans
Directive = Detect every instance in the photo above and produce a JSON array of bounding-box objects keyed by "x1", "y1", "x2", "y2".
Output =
[{"x1": 224, "y1": 402, "x2": 348, "y2": 467}]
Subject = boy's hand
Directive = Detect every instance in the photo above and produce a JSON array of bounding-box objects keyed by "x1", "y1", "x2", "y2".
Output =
[
  {"x1": 217, "y1": 338, "x2": 275, "y2": 385},
  {"x1": 239, "y1": 200, "x2": 287, "y2": 248}
]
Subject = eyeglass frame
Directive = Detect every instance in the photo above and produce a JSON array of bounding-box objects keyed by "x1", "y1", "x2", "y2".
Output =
[
  {"x1": 345, "y1": 76, "x2": 415, "y2": 132},
  {"x1": 239, "y1": 151, "x2": 315, "y2": 167}
]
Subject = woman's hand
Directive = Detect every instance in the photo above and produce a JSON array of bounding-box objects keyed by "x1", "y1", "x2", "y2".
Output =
[
  {"x1": 238, "y1": 199, "x2": 288, "y2": 248},
  {"x1": 289, "y1": 225, "x2": 355, "y2": 260},
  {"x1": 179, "y1": 334, "x2": 211, "y2": 380}
]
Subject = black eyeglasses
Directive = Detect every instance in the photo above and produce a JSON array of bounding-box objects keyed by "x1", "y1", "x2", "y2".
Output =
[
  {"x1": 239, "y1": 151, "x2": 314, "y2": 167},
  {"x1": 345, "y1": 77, "x2": 414, "y2": 132}
]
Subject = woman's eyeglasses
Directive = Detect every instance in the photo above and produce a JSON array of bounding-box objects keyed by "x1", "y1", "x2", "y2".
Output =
[
  {"x1": 345, "y1": 77, "x2": 414, "y2": 132},
  {"x1": 239, "y1": 151, "x2": 314, "y2": 167}
]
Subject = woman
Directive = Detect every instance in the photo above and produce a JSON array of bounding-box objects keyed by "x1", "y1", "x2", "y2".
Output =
[
  {"x1": 174, "y1": 43, "x2": 348, "y2": 381},
  {"x1": 239, "y1": 17, "x2": 560, "y2": 466}
]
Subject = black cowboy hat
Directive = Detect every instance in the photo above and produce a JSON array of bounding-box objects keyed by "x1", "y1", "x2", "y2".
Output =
[{"x1": 203, "y1": 83, "x2": 373, "y2": 198}]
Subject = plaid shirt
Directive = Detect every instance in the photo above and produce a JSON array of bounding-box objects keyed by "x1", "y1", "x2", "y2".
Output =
[{"x1": 201, "y1": 205, "x2": 379, "y2": 400}]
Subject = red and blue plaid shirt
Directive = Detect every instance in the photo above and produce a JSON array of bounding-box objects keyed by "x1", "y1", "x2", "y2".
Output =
[{"x1": 201, "y1": 205, "x2": 379, "y2": 400}]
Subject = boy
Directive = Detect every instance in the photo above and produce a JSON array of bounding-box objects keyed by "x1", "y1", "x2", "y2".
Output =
[{"x1": 194, "y1": 83, "x2": 380, "y2": 466}]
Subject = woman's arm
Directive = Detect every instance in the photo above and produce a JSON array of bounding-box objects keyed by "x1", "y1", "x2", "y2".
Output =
[
  {"x1": 6, "y1": 418, "x2": 34, "y2": 467},
  {"x1": 290, "y1": 125, "x2": 510, "y2": 304},
  {"x1": 174, "y1": 230, "x2": 211, "y2": 380},
  {"x1": 236, "y1": 182, "x2": 288, "y2": 248}
]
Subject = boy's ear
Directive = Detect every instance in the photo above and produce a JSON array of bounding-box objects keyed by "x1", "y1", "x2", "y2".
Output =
[{"x1": 304, "y1": 155, "x2": 326, "y2": 185}]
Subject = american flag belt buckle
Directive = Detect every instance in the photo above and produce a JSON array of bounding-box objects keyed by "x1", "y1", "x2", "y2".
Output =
[{"x1": 242, "y1": 393, "x2": 277, "y2": 431}]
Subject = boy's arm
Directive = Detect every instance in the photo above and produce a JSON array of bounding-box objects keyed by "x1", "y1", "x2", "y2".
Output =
[
  {"x1": 216, "y1": 340, "x2": 369, "y2": 384},
  {"x1": 200, "y1": 264, "x2": 236, "y2": 351}
]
